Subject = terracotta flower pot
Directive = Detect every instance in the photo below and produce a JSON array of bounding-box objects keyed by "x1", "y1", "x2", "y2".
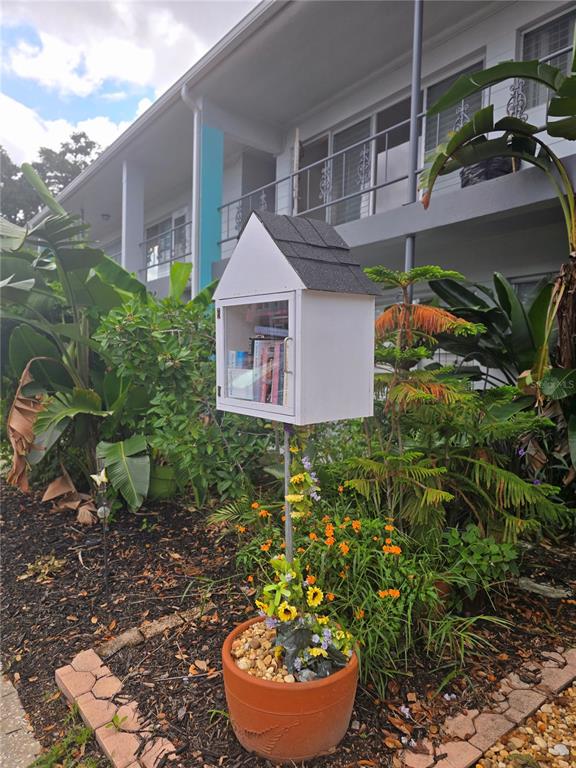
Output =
[{"x1": 222, "y1": 617, "x2": 358, "y2": 763}]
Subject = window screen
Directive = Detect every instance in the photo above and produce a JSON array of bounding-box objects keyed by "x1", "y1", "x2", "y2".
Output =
[
  {"x1": 424, "y1": 63, "x2": 484, "y2": 154},
  {"x1": 522, "y1": 11, "x2": 576, "y2": 108}
]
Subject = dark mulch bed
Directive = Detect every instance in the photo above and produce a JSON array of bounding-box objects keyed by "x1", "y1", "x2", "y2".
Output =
[{"x1": 2, "y1": 485, "x2": 575, "y2": 768}]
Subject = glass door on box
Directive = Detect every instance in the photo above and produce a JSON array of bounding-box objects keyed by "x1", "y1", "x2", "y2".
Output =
[{"x1": 223, "y1": 298, "x2": 292, "y2": 409}]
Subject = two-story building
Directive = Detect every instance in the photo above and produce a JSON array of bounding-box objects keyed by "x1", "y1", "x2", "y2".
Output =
[{"x1": 43, "y1": 0, "x2": 576, "y2": 300}]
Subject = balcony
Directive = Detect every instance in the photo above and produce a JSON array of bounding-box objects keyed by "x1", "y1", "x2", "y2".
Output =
[
  {"x1": 140, "y1": 220, "x2": 192, "y2": 283},
  {"x1": 219, "y1": 42, "x2": 575, "y2": 253}
]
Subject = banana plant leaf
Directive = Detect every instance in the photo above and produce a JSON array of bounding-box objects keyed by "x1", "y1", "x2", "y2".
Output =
[
  {"x1": 427, "y1": 60, "x2": 564, "y2": 115},
  {"x1": 568, "y1": 414, "x2": 576, "y2": 469},
  {"x1": 169, "y1": 261, "x2": 193, "y2": 301},
  {"x1": 21, "y1": 164, "x2": 66, "y2": 216},
  {"x1": 31, "y1": 388, "x2": 110, "y2": 464},
  {"x1": 96, "y1": 435, "x2": 149, "y2": 511},
  {"x1": 540, "y1": 368, "x2": 576, "y2": 400},
  {"x1": 0, "y1": 217, "x2": 27, "y2": 252},
  {"x1": 8, "y1": 325, "x2": 72, "y2": 391}
]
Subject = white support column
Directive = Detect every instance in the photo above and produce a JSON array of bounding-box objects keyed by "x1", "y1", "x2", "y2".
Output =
[{"x1": 121, "y1": 160, "x2": 144, "y2": 274}]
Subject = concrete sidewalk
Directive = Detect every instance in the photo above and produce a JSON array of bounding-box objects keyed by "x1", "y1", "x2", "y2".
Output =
[{"x1": 1, "y1": 675, "x2": 41, "y2": 768}]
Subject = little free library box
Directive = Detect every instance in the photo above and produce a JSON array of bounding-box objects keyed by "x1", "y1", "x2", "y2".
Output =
[{"x1": 214, "y1": 211, "x2": 379, "y2": 426}]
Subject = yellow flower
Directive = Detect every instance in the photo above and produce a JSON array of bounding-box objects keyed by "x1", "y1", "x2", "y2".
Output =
[
  {"x1": 307, "y1": 586, "x2": 323, "y2": 607},
  {"x1": 290, "y1": 473, "x2": 306, "y2": 484},
  {"x1": 255, "y1": 599, "x2": 268, "y2": 612},
  {"x1": 277, "y1": 601, "x2": 298, "y2": 622},
  {"x1": 309, "y1": 647, "x2": 328, "y2": 658},
  {"x1": 274, "y1": 645, "x2": 283, "y2": 659},
  {"x1": 90, "y1": 468, "x2": 107, "y2": 487},
  {"x1": 285, "y1": 494, "x2": 304, "y2": 503},
  {"x1": 317, "y1": 616, "x2": 329, "y2": 625},
  {"x1": 289, "y1": 446, "x2": 299, "y2": 453}
]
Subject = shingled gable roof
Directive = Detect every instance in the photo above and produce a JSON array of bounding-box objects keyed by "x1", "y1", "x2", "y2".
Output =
[{"x1": 251, "y1": 210, "x2": 381, "y2": 296}]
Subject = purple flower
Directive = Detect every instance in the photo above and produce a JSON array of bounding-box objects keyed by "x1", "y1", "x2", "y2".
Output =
[
  {"x1": 312, "y1": 634, "x2": 320, "y2": 643},
  {"x1": 264, "y1": 617, "x2": 279, "y2": 629},
  {"x1": 310, "y1": 491, "x2": 321, "y2": 502},
  {"x1": 532, "y1": 478, "x2": 542, "y2": 485},
  {"x1": 323, "y1": 628, "x2": 332, "y2": 640},
  {"x1": 302, "y1": 456, "x2": 312, "y2": 471},
  {"x1": 285, "y1": 572, "x2": 293, "y2": 582},
  {"x1": 321, "y1": 640, "x2": 328, "y2": 650},
  {"x1": 399, "y1": 705, "x2": 411, "y2": 718},
  {"x1": 294, "y1": 657, "x2": 302, "y2": 670},
  {"x1": 517, "y1": 447, "x2": 527, "y2": 457}
]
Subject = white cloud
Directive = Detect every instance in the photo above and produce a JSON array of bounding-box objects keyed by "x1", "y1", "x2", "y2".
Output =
[
  {"x1": 2, "y1": 1, "x2": 255, "y2": 98},
  {"x1": 135, "y1": 97, "x2": 153, "y2": 117},
  {"x1": 0, "y1": 93, "x2": 131, "y2": 163},
  {"x1": 7, "y1": 30, "x2": 155, "y2": 97}
]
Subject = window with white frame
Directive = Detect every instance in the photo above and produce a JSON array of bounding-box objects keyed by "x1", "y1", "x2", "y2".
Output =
[
  {"x1": 145, "y1": 210, "x2": 189, "y2": 281},
  {"x1": 424, "y1": 62, "x2": 484, "y2": 154},
  {"x1": 522, "y1": 10, "x2": 576, "y2": 109}
]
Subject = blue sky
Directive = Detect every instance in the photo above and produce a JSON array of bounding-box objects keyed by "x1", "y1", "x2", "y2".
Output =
[{"x1": 1, "y1": 1, "x2": 257, "y2": 163}]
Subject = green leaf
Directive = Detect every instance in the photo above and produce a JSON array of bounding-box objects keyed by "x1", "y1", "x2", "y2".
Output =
[
  {"x1": 0, "y1": 273, "x2": 35, "y2": 304},
  {"x1": 0, "y1": 217, "x2": 27, "y2": 252},
  {"x1": 31, "y1": 388, "x2": 110, "y2": 463},
  {"x1": 547, "y1": 116, "x2": 576, "y2": 140},
  {"x1": 568, "y1": 414, "x2": 576, "y2": 469},
  {"x1": 8, "y1": 325, "x2": 72, "y2": 390},
  {"x1": 21, "y1": 164, "x2": 67, "y2": 215},
  {"x1": 94, "y1": 255, "x2": 147, "y2": 299},
  {"x1": 540, "y1": 368, "x2": 576, "y2": 400},
  {"x1": 169, "y1": 261, "x2": 192, "y2": 301},
  {"x1": 527, "y1": 280, "x2": 554, "y2": 349},
  {"x1": 96, "y1": 435, "x2": 150, "y2": 511},
  {"x1": 427, "y1": 61, "x2": 564, "y2": 115},
  {"x1": 188, "y1": 279, "x2": 218, "y2": 310},
  {"x1": 493, "y1": 273, "x2": 535, "y2": 371},
  {"x1": 52, "y1": 247, "x2": 104, "y2": 272}
]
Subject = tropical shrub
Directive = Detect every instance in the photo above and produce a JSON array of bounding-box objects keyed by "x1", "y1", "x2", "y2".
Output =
[
  {"x1": 96, "y1": 291, "x2": 273, "y2": 505},
  {"x1": 1, "y1": 166, "x2": 149, "y2": 513}
]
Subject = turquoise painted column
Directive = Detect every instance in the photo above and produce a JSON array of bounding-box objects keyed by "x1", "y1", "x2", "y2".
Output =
[{"x1": 199, "y1": 124, "x2": 224, "y2": 289}]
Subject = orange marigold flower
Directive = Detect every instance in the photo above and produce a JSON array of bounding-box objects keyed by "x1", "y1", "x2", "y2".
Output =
[
  {"x1": 260, "y1": 542, "x2": 271, "y2": 552},
  {"x1": 309, "y1": 532, "x2": 318, "y2": 541},
  {"x1": 236, "y1": 525, "x2": 247, "y2": 533},
  {"x1": 251, "y1": 502, "x2": 260, "y2": 509},
  {"x1": 325, "y1": 536, "x2": 335, "y2": 547},
  {"x1": 306, "y1": 575, "x2": 316, "y2": 585},
  {"x1": 355, "y1": 608, "x2": 365, "y2": 619},
  {"x1": 339, "y1": 541, "x2": 350, "y2": 555},
  {"x1": 389, "y1": 589, "x2": 400, "y2": 598},
  {"x1": 385, "y1": 537, "x2": 392, "y2": 544},
  {"x1": 325, "y1": 523, "x2": 335, "y2": 538},
  {"x1": 297, "y1": 547, "x2": 305, "y2": 554},
  {"x1": 322, "y1": 515, "x2": 331, "y2": 523},
  {"x1": 338, "y1": 485, "x2": 344, "y2": 494},
  {"x1": 280, "y1": 541, "x2": 286, "y2": 549},
  {"x1": 372, "y1": 536, "x2": 380, "y2": 542},
  {"x1": 259, "y1": 509, "x2": 271, "y2": 518},
  {"x1": 339, "y1": 570, "x2": 347, "y2": 578},
  {"x1": 382, "y1": 544, "x2": 402, "y2": 555},
  {"x1": 281, "y1": 515, "x2": 286, "y2": 522},
  {"x1": 378, "y1": 590, "x2": 389, "y2": 598},
  {"x1": 344, "y1": 516, "x2": 351, "y2": 522},
  {"x1": 352, "y1": 520, "x2": 361, "y2": 533},
  {"x1": 247, "y1": 575, "x2": 254, "y2": 583},
  {"x1": 326, "y1": 592, "x2": 335, "y2": 601},
  {"x1": 384, "y1": 524, "x2": 394, "y2": 532}
]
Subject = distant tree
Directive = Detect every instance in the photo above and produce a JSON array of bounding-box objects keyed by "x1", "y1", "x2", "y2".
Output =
[
  {"x1": 1, "y1": 146, "x2": 40, "y2": 224},
  {"x1": 0, "y1": 132, "x2": 100, "y2": 224},
  {"x1": 34, "y1": 131, "x2": 100, "y2": 196}
]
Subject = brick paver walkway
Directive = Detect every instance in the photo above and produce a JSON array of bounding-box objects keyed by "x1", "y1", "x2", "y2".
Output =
[{"x1": 0, "y1": 674, "x2": 41, "y2": 768}]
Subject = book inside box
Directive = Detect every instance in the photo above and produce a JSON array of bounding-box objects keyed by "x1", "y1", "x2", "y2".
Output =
[{"x1": 224, "y1": 299, "x2": 289, "y2": 406}]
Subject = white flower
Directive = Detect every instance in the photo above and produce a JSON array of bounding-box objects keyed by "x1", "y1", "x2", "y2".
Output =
[{"x1": 90, "y1": 468, "x2": 108, "y2": 487}]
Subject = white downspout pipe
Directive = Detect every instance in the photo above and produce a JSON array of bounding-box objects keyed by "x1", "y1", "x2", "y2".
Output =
[{"x1": 181, "y1": 84, "x2": 202, "y2": 297}]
